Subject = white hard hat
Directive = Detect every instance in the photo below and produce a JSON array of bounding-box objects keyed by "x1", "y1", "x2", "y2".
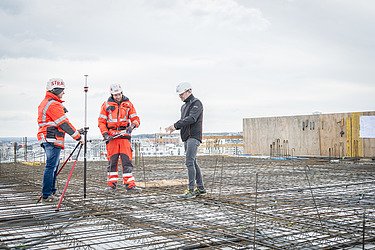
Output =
[
  {"x1": 46, "y1": 78, "x2": 65, "y2": 91},
  {"x1": 176, "y1": 82, "x2": 192, "y2": 95},
  {"x1": 110, "y1": 83, "x2": 123, "y2": 95}
]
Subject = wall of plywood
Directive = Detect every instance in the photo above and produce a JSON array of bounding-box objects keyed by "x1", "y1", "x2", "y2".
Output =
[{"x1": 243, "y1": 111, "x2": 375, "y2": 158}]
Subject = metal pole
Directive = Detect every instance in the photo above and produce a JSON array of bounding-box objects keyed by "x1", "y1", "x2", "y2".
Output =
[
  {"x1": 218, "y1": 156, "x2": 224, "y2": 200},
  {"x1": 135, "y1": 142, "x2": 140, "y2": 166},
  {"x1": 305, "y1": 165, "x2": 323, "y2": 227},
  {"x1": 361, "y1": 194, "x2": 366, "y2": 250},
  {"x1": 362, "y1": 210, "x2": 365, "y2": 250},
  {"x1": 142, "y1": 152, "x2": 147, "y2": 189},
  {"x1": 253, "y1": 172, "x2": 258, "y2": 249},
  {"x1": 83, "y1": 74, "x2": 89, "y2": 198},
  {"x1": 24, "y1": 137, "x2": 27, "y2": 162},
  {"x1": 13, "y1": 142, "x2": 17, "y2": 163}
]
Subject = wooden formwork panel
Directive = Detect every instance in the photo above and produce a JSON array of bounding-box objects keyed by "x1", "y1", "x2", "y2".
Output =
[{"x1": 244, "y1": 111, "x2": 375, "y2": 157}]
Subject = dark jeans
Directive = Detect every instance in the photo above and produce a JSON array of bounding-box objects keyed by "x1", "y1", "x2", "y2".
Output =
[
  {"x1": 184, "y1": 138, "x2": 204, "y2": 191},
  {"x1": 41, "y1": 142, "x2": 61, "y2": 198}
]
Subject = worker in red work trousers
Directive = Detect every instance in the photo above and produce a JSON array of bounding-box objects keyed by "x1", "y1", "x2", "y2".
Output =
[
  {"x1": 37, "y1": 78, "x2": 84, "y2": 203},
  {"x1": 98, "y1": 83, "x2": 141, "y2": 193}
]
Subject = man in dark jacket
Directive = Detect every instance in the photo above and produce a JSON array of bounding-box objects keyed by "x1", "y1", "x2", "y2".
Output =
[{"x1": 165, "y1": 82, "x2": 206, "y2": 199}]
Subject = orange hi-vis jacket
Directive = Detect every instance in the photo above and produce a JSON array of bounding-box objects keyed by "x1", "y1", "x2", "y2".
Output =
[
  {"x1": 37, "y1": 91, "x2": 81, "y2": 149},
  {"x1": 98, "y1": 95, "x2": 140, "y2": 137}
]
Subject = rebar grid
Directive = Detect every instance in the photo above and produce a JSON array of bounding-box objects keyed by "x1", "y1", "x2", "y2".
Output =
[{"x1": 1, "y1": 156, "x2": 375, "y2": 249}]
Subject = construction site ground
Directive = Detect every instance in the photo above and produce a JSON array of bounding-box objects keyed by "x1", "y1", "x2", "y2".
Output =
[{"x1": 1, "y1": 156, "x2": 374, "y2": 249}]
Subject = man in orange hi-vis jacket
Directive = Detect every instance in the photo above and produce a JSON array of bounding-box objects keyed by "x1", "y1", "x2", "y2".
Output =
[
  {"x1": 37, "y1": 78, "x2": 84, "y2": 203},
  {"x1": 98, "y1": 83, "x2": 141, "y2": 193}
]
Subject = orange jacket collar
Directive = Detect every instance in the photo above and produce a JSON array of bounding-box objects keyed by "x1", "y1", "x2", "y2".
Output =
[{"x1": 45, "y1": 91, "x2": 64, "y2": 103}]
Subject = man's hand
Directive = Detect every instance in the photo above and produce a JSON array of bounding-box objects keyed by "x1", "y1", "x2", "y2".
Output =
[
  {"x1": 126, "y1": 124, "x2": 136, "y2": 134},
  {"x1": 165, "y1": 125, "x2": 176, "y2": 134}
]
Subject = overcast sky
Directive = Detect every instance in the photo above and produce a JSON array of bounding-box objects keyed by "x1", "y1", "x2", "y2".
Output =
[{"x1": 1, "y1": 0, "x2": 374, "y2": 138}]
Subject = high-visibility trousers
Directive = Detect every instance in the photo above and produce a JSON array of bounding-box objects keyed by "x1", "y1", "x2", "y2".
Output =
[{"x1": 106, "y1": 138, "x2": 136, "y2": 188}]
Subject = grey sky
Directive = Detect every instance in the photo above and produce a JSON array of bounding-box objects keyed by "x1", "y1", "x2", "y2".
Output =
[{"x1": 1, "y1": 0, "x2": 374, "y2": 138}]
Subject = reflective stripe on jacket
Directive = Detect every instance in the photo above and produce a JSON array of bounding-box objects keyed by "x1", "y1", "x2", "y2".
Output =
[
  {"x1": 37, "y1": 91, "x2": 81, "y2": 149},
  {"x1": 98, "y1": 95, "x2": 140, "y2": 136}
]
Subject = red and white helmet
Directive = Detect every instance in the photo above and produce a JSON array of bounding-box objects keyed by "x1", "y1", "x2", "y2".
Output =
[
  {"x1": 110, "y1": 83, "x2": 123, "y2": 95},
  {"x1": 46, "y1": 78, "x2": 65, "y2": 91}
]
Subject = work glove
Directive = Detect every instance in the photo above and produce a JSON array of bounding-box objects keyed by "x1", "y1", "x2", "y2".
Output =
[
  {"x1": 79, "y1": 136, "x2": 85, "y2": 145},
  {"x1": 78, "y1": 128, "x2": 85, "y2": 134},
  {"x1": 126, "y1": 124, "x2": 136, "y2": 134},
  {"x1": 103, "y1": 132, "x2": 112, "y2": 142}
]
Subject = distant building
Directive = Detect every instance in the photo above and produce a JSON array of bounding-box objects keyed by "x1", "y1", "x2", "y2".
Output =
[
  {"x1": 137, "y1": 133, "x2": 244, "y2": 157},
  {"x1": 137, "y1": 137, "x2": 184, "y2": 156},
  {"x1": 0, "y1": 132, "x2": 245, "y2": 163},
  {"x1": 243, "y1": 111, "x2": 375, "y2": 158},
  {"x1": 200, "y1": 134, "x2": 243, "y2": 156}
]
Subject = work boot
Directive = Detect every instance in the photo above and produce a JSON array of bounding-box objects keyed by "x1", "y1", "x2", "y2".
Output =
[
  {"x1": 41, "y1": 194, "x2": 58, "y2": 204},
  {"x1": 126, "y1": 186, "x2": 142, "y2": 193},
  {"x1": 178, "y1": 189, "x2": 196, "y2": 199},
  {"x1": 104, "y1": 184, "x2": 117, "y2": 193},
  {"x1": 194, "y1": 187, "x2": 207, "y2": 196},
  {"x1": 52, "y1": 190, "x2": 61, "y2": 196}
]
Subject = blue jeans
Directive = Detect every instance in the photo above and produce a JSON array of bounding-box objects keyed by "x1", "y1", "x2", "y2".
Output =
[
  {"x1": 41, "y1": 142, "x2": 61, "y2": 198},
  {"x1": 184, "y1": 138, "x2": 204, "y2": 191}
]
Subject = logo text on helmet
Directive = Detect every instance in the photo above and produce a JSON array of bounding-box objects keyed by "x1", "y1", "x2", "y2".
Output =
[{"x1": 51, "y1": 81, "x2": 64, "y2": 87}]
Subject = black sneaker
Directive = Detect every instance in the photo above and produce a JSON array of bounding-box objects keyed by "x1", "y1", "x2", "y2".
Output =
[
  {"x1": 178, "y1": 190, "x2": 196, "y2": 199},
  {"x1": 194, "y1": 188, "x2": 207, "y2": 196}
]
